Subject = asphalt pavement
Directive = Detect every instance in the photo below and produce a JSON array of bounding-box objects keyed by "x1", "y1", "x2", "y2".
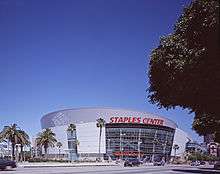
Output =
[{"x1": 0, "y1": 165, "x2": 219, "y2": 174}]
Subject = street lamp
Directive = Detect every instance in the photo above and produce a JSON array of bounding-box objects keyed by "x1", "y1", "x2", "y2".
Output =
[
  {"x1": 107, "y1": 139, "x2": 111, "y2": 151},
  {"x1": 107, "y1": 139, "x2": 111, "y2": 160},
  {"x1": 152, "y1": 130, "x2": 158, "y2": 162},
  {"x1": 138, "y1": 140, "x2": 142, "y2": 160},
  {"x1": 119, "y1": 129, "x2": 126, "y2": 160},
  {"x1": 163, "y1": 131, "x2": 168, "y2": 161},
  {"x1": 138, "y1": 129, "x2": 142, "y2": 160}
]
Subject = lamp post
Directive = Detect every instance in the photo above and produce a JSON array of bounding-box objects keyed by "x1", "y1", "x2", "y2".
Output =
[
  {"x1": 138, "y1": 129, "x2": 142, "y2": 160},
  {"x1": 107, "y1": 139, "x2": 111, "y2": 160},
  {"x1": 152, "y1": 130, "x2": 158, "y2": 162},
  {"x1": 162, "y1": 143, "x2": 166, "y2": 158},
  {"x1": 119, "y1": 129, "x2": 126, "y2": 161},
  {"x1": 163, "y1": 131, "x2": 168, "y2": 161},
  {"x1": 122, "y1": 147, "x2": 124, "y2": 160}
]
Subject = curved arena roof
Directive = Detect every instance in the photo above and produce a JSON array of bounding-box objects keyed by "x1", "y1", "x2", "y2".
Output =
[{"x1": 41, "y1": 107, "x2": 177, "y2": 129}]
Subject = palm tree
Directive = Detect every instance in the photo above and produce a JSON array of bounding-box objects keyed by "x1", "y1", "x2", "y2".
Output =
[
  {"x1": 67, "y1": 123, "x2": 76, "y2": 132},
  {"x1": 0, "y1": 124, "x2": 30, "y2": 160},
  {"x1": 17, "y1": 130, "x2": 30, "y2": 161},
  {"x1": 173, "y1": 144, "x2": 180, "y2": 158},
  {"x1": 35, "y1": 128, "x2": 57, "y2": 159},
  {"x1": 56, "y1": 142, "x2": 62, "y2": 159},
  {"x1": 96, "y1": 118, "x2": 105, "y2": 160}
]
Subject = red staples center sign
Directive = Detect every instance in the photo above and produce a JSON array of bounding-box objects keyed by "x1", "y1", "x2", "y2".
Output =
[{"x1": 109, "y1": 117, "x2": 164, "y2": 126}]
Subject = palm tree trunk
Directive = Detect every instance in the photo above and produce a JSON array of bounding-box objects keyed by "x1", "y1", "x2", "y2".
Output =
[
  {"x1": 98, "y1": 127, "x2": 102, "y2": 159},
  {"x1": 12, "y1": 143, "x2": 15, "y2": 161},
  {"x1": 15, "y1": 145, "x2": 19, "y2": 162},
  {"x1": 44, "y1": 147, "x2": 47, "y2": 159},
  {"x1": 7, "y1": 139, "x2": 10, "y2": 158},
  {"x1": 59, "y1": 148, "x2": 60, "y2": 159},
  {"x1": 20, "y1": 145, "x2": 23, "y2": 162}
]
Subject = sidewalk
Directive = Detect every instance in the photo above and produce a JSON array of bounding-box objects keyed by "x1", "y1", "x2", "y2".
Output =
[{"x1": 18, "y1": 162, "x2": 118, "y2": 168}]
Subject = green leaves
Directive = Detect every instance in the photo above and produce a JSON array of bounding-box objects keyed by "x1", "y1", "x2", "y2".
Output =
[
  {"x1": 36, "y1": 128, "x2": 57, "y2": 149},
  {"x1": 0, "y1": 124, "x2": 30, "y2": 160},
  {"x1": 188, "y1": 151, "x2": 220, "y2": 161},
  {"x1": 148, "y1": 0, "x2": 220, "y2": 142},
  {"x1": 96, "y1": 118, "x2": 105, "y2": 128},
  {"x1": 67, "y1": 123, "x2": 76, "y2": 132},
  {"x1": 173, "y1": 144, "x2": 180, "y2": 150},
  {"x1": 56, "y1": 142, "x2": 63, "y2": 148},
  {"x1": 0, "y1": 124, "x2": 30, "y2": 145}
]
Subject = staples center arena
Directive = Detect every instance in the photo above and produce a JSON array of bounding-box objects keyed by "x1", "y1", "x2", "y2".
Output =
[{"x1": 40, "y1": 107, "x2": 191, "y2": 161}]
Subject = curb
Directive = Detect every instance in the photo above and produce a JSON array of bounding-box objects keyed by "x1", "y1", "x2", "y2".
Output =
[{"x1": 20, "y1": 164, "x2": 118, "y2": 168}]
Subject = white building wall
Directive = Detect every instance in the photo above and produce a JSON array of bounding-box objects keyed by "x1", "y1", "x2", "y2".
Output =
[
  {"x1": 47, "y1": 122, "x2": 106, "y2": 155},
  {"x1": 77, "y1": 122, "x2": 106, "y2": 154},
  {"x1": 48, "y1": 125, "x2": 68, "y2": 155},
  {"x1": 0, "y1": 142, "x2": 9, "y2": 157},
  {"x1": 171, "y1": 128, "x2": 192, "y2": 157}
]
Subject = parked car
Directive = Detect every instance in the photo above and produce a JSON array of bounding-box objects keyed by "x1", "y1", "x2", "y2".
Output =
[
  {"x1": 190, "y1": 160, "x2": 200, "y2": 166},
  {"x1": 115, "y1": 159, "x2": 121, "y2": 164},
  {"x1": 200, "y1": 161, "x2": 206, "y2": 165},
  {"x1": 124, "y1": 158, "x2": 142, "y2": 167},
  {"x1": 214, "y1": 161, "x2": 220, "y2": 170},
  {"x1": 0, "y1": 159, "x2": 16, "y2": 170},
  {"x1": 153, "y1": 160, "x2": 165, "y2": 166},
  {"x1": 209, "y1": 161, "x2": 215, "y2": 165}
]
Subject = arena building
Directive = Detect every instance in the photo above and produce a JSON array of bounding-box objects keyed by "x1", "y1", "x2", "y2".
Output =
[{"x1": 40, "y1": 107, "x2": 191, "y2": 161}]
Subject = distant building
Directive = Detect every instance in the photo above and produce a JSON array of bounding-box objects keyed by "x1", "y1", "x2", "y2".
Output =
[
  {"x1": 204, "y1": 134, "x2": 220, "y2": 157},
  {"x1": 207, "y1": 142, "x2": 220, "y2": 157},
  {"x1": 186, "y1": 141, "x2": 207, "y2": 153},
  {"x1": 0, "y1": 141, "x2": 10, "y2": 158}
]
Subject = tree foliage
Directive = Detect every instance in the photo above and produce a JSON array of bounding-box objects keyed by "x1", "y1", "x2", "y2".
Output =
[
  {"x1": 173, "y1": 144, "x2": 180, "y2": 157},
  {"x1": 0, "y1": 124, "x2": 30, "y2": 160},
  {"x1": 67, "y1": 123, "x2": 76, "y2": 132},
  {"x1": 96, "y1": 118, "x2": 105, "y2": 129},
  {"x1": 56, "y1": 142, "x2": 62, "y2": 149},
  {"x1": 148, "y1": 0, "x2": 219, "y2": 141},
  {"x1": 187, "y1": 151, "x2": 220, "y2": 161},
  {"x1": 36, "y1": 128, "x2": 57, "y2": 158}
]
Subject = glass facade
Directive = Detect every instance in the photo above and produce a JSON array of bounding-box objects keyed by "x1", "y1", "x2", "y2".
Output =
[{"x1": 106, "y1": 123, "x2": 175, "y2": 161}]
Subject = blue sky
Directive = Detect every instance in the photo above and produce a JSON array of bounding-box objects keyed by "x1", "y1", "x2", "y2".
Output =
[{"x1": 0, "y1": 0, "x2": 202, "y2": 142}]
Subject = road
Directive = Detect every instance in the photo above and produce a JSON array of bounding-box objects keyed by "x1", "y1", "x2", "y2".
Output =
[{"x1": 0, "y1": 165, "x2": 219, "y2": 174}]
